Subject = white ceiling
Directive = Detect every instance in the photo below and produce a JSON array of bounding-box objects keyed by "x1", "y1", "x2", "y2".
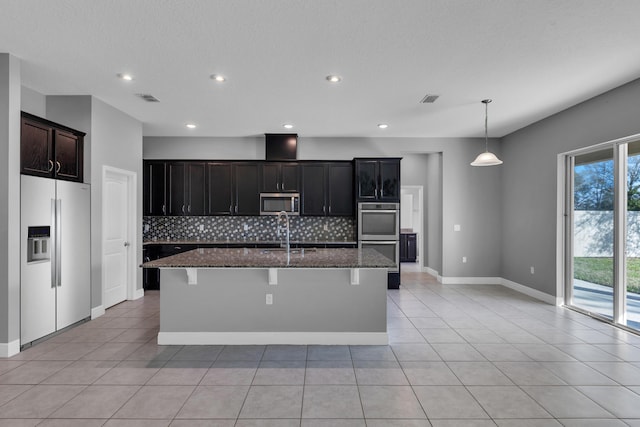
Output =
[{"x1": 2, "y1": 0, "x2": 640, "y2": 139}]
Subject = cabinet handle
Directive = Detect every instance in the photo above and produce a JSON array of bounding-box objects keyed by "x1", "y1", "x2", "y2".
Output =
[
  {"x1": 162, "y1": 204, "x2": 166, "y2": 214},
  {"x1": 329, "y1": 205, "x2": 331, "y2": 214},
  {"x1": 188, "y1": 205, "x2": 191, "y2": 213},
  {"x1": 229, "y1": 204, "x2": 232, "y2": 214},
  {"x1": 277, "y1": 182, "x2": 280, "y2": 191},
  {"x1": 323, "y1": 205, "x2": 326, "y2": 214},
  {"x1": 48, "y1": 160, "x2": 54, "y2": 172},
  {"x1": 235, "y1": 205, "x2": 238, "y2": 214},
  {"x1": 56, "y1": 161, "x2": 61, "y2": 174},
  {"x1": 282, "y1": 182, "x2": 285, "y2": 191},
  {"x1": 182, "y1": 205, "x2": 185, "y2": 213}
]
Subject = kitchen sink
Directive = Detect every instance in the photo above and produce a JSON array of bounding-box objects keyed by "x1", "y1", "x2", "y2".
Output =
[{"x1": 261, "y1": 248, "x2": 316, "y2": 254}]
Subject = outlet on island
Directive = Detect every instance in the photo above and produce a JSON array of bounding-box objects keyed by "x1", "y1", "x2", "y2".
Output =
[
  {"x1": 199, "y1": 224, "x2": 204, "y2": 232},
  {"x1": 266, "y1": 293, "x2": 273, "y2": 305}
]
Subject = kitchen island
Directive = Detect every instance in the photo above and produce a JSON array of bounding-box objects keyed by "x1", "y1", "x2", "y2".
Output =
[{"x1": 142, "y1": 247, "x2": 393, "y2": 345}]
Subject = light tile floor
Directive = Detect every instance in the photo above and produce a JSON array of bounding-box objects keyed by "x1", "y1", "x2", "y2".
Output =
[{"x1": 4, "y1": 266, "x2": 640, "y2": 425}]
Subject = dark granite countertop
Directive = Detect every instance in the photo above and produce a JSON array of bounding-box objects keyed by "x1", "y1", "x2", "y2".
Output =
[
  {"x1": 141, "y1": 247, "x2": 394, "y2": 269},
  {"x1": 143, "y1": 240, "x2": 357, "y2": 246}
]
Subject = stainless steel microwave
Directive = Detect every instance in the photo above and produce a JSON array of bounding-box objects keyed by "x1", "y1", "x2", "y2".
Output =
[{"x1": 260, "y1": 193, "x2": 300, "y2": 215}]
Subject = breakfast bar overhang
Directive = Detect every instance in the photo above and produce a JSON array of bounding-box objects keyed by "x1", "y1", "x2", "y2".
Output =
[{"x1": 142, "y1": 247, "x2": 393, "y2": 345}]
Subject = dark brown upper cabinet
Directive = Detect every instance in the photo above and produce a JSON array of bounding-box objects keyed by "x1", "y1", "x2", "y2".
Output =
[
  {"x1": 143, "y1": 161, "x2": 167, "y2": 216},
  {"x1": 354, "y1": 158, "x2": 401, "y2": 202},
  {"x1": 21, "y1": 112, "x2": 85, "y2": 182},
  {"x1": 206, "y1": 162, "x2": 233, "y2": 215},
  {"x1": 301, "y1": 161, "x2": 353, "y2": 216},
  {"x1": 261, "y1": 162, "x2": 299, "y2": 193},
  {"x1": 234, "y1": 163, "x2": 261, "y2": 215}
]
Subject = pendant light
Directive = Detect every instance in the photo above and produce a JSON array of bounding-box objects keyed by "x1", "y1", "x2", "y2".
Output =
[{"x1": 471, "y1": 99, "x2": 503, "y2": 166}]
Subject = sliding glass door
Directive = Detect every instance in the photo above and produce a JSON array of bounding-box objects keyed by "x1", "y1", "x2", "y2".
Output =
[
  {"x1": 569, "y1": 148, "x2": 615, "y2": 320},
  {"x1": 625, "y1": 141, "x2": 640, "y2": 328},
  {"x1": 566, "y1": 139, "x2": 640, "y2": 331}
]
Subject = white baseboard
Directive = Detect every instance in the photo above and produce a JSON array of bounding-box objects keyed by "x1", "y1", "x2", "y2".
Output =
[
  {"x1": 132, "y1": 288, "x2": 144, "y2": 300},
  {"x1": 440, "y1": 276, "x2": 503, "y2": 285},
  {"x1": 0, "y1": 339, "x2": 20, "y2": 358},
  {"x1": 91, "y1": 305, "x2": 105, "y2": 319},
  {"x1": 436, "y1": 276, "x2": 557, "y2": 305},
  {"x1": 423, "y1": 267, "x2": 442, "y2": 282},
  {"x1": 158, "y1": 332, "x2": 388, "y2": 346},
  {"x1": 501, "y1": 278, "x2": 558, "y2": 305}
]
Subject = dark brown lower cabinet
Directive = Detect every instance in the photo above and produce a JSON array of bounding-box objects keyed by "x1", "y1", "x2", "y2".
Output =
[{"x1": 400, "y1": 233, "x2": 417, "y2": 262}]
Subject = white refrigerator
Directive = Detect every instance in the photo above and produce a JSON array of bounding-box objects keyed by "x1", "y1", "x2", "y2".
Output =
[{"x1": 21, "y1": 175, "x2": 91, "y2": 345}]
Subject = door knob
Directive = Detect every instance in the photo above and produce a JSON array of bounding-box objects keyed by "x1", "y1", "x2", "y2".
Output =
[{"x1": 124, "y1": 242, "x2": 130, "y2": 247}]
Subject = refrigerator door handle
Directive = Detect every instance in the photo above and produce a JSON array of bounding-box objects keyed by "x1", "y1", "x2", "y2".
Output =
[
  {"x1": 56, "y1": 199, "x2": 62, "y2": 287},
  {"x1": 51, "y1": 198, "x2": 57, "y2": 288}
]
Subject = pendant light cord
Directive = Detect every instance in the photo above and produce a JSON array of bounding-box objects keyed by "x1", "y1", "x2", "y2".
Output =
[{"x1": 483, "y1": 99, "x2": 491, "y2": 152}]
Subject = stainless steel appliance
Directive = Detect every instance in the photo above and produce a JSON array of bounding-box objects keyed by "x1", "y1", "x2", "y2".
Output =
[
  {"x1": 260, "y1": 192, "x2": 300, "y2": 215},
  {"x1": 357, "y1": 202, "x2": 400, "y2": 288},
  {"x1": 21, "y1": 175, "x2": 91, "y2": 345},
  {"x1": 358, "y1": 202, "x2": 399, "y2": 240}
]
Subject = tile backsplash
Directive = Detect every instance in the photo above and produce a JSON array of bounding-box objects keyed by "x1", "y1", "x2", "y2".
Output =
[{"x1": 143, "y1": 216, "x2": 356, "y2": 242}]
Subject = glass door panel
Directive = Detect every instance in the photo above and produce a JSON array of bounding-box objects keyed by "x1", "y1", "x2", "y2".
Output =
[
  {"x1": 572, "y1": 148, "x2": 615, "y2": 320},
  {"x1": 626, "y1": 141, "x2": 640, "y2": 328}
]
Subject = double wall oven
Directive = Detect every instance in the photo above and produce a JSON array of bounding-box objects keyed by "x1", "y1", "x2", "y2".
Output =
[{"x1": 357, "y1": 202, "x2": 400, "y2": 288}]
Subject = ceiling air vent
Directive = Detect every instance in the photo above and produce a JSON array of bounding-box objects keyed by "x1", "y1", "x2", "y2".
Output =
[
  {"x1": 135, "y1": 93, "x2": 160, "y2": 103},
  {"x1": 420, "y1": 94, "x2": 439, "y2": 104}
]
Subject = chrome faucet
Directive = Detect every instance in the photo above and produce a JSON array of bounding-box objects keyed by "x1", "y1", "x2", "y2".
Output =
[{"x1": 276, "y1": 210, "x2": 290, "y2": 263}]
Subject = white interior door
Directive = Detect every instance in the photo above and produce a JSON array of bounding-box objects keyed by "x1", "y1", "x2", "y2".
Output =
[{"x1": 103, "y1": 170, "x2": 131, "y2": 308}]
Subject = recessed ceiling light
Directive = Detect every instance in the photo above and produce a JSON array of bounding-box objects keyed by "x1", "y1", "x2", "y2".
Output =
[
  {"x1": 377, "y1": 124, "x2": 389, "y2": 129},
  {"x1": 326, "y1": 75, "x2": 342, "y2": 83},
  {"x1": 210, "y1": 74, "x2": 226, "y2": 83},
  {"x1": 117, "y1": 73, "x2": 134, "y2": 81},
  {"x1": 283, "y1": 124, "x2": 294, "y2": 129},
  {"x1": 186, "y1": 123, "x2": 197, "y2": 129}
]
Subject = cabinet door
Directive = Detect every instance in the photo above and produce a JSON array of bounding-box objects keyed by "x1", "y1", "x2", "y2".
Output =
[
  {"x1": 301, "y1": 164, "x2": 326, "y2": 215},
  {"x1": 21, "y1": 118, "x2": 54, "y2": 178},
  {"x1": 261, "y1": 163, "x2": 280, "y2": 192},
  {"x1": 54, "y1": 129, "x2": 83, "y2": 182},
  {"x1": 143, "y1": 161, "x2": 167, "y2": 216},
  {"x1": 355, "y1": 160, "x2": 378, "y2": 200},
  {"x1": 399, "y1": 234, "x2": 408, "y2": 262},
  {"x1": 407, "y1": 234, "x2": 417, "y2": 262},
  {"x1": 206, "y1": 163, "x2": 233, "y2": 215},
  {"x1": 234, "y1": 163, "x2": 260, "y2": 215},
  {"x1": 186, "y1": 162, "x2": 206, "y2": 215},
  {"x1": 167, "y1": 162, "x2": 186, "y2": 215},
  {"x1": 327, "y1": 163, "x2": 353, "y2": 216},
  {"x1": 379, "y1": 159, "x2": 400, "y2": 201},
  {"x1": 280, "y1": 163, "x2": 299, "y2": 192}
]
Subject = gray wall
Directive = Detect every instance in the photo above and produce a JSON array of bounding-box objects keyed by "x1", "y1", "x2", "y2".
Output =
[
  {"x1": 21, "y1": 86, "x2": 45, "y2": 117},
  {"x1": 47, "y1": 96, "x2": 143, "y2": 309},
  {"x1": 145, "y1": 136, "x2": 503, "y2": 278},
  {"x1": 502, "y1": 77, "x2": 640, "y2": 296},
  {"x1": 426, "y1": 153, "x2": 443, "y2": 274},
  {"x1": 91, "y1": 98, "x2": 144, "y2": 303},
  {"x1": 0, "y1": 54, "x2": 21, "y2": 348}
]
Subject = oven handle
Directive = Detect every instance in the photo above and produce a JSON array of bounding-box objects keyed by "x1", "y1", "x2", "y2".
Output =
[
  {"x1": 360, "y1": 240, "x2": 398, "y2": 245},
  {"x1": 359, "y1": 210, "x2": 398, "y2": 214}
]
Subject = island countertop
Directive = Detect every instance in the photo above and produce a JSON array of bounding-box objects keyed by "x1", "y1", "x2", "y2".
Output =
[{"x1": 142, "y1": 247, "x2": 394, "y2": 269}]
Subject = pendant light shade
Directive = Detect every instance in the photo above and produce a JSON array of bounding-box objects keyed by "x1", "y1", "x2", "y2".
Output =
[{"x1": 471, "y1": 99, "x2": 503, "y2": 166}]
